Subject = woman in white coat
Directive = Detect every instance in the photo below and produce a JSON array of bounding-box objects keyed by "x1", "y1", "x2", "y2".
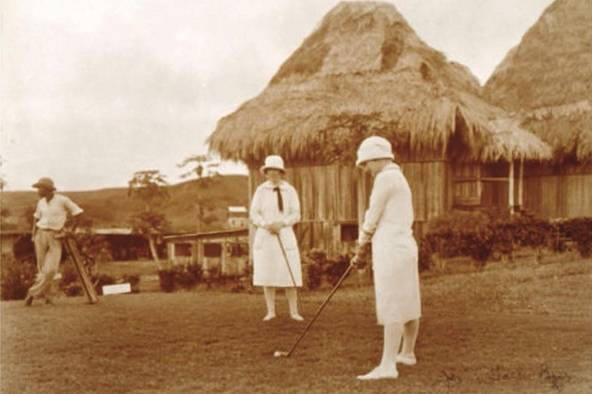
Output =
[
  {"x1": 353, "y1": 136, "x2": 422, "y2": 380},
  {"x1": 250, "y1": 155, "x2": 304, "y2": 321}
]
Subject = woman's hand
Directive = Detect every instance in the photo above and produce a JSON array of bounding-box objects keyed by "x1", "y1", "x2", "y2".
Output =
[
  {"x1": 266, "y1": 222, "x2": 284, "y2": 234},
  {"x1": 351, "y1": 242, "x2": 371, "y2": 269}
]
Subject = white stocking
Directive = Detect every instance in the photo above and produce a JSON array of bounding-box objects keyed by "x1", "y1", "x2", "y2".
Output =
[
  {"x1": 263, "y1": 287, "x2": 276, "y2": 319},
  {"x1": 357, "y1": 322, "x2": 403, "y2": 380},
  {"x1": 285, "y1": 288, "x2": 303, "y2": 320},
  {"x1": 401, "y1": 319, "x2": 420, "y2": 356}
]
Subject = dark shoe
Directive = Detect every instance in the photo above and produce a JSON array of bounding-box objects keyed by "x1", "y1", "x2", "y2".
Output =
[
  {"x1": 45, "y1": 297, "x2": 55, "y2": 306},
  {"x1": 24, "y1": 295, "x2": 33, "y2": 306}
]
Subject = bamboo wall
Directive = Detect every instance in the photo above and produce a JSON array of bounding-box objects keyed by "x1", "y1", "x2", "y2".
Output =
[
  {"x1": 248, "y1": 161, "x2": 451, "y2": 256},
  {"x1": 523, "y1": 163, "x2": 592, "y2": 218}
]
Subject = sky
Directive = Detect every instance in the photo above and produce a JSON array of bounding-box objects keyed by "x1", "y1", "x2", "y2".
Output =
[{"x1": 0, "y1": 0, "x2": 554, "y2": 191}]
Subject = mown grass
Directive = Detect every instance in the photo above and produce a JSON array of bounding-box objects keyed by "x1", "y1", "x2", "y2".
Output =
[{"x1": 2, "y1": 259, "x2": 591, "y2": 393}]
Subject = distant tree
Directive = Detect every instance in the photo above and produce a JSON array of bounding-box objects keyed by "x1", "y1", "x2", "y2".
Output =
[
  {"x1": 178, "y1": 154, "x2": 219, "y2": 180},
  {"x1": 178, "y1": 155, "x2": 221, "y2": 232},
  {"x1": 24, "y1": 206, "x2": 36, "y2": 227},
  {"x1": 127, "y1": 170, "x2": 169, "y2": 266},
  {"x1": 1, "y1": 206, "x2": 10, "y2": 219}
]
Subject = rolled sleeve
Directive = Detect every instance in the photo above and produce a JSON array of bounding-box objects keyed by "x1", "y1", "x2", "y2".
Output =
[{"x1": 64, "y1": 197, "x2": 83, "y2": 216}]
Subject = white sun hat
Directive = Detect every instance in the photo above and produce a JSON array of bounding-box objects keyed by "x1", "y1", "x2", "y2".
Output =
[
  {"x1": 260, "y1": 155, "x2": 286, "y2": 174},
  {"x1": 356, "y1": 136, "x2": 395, "y2": 167}
]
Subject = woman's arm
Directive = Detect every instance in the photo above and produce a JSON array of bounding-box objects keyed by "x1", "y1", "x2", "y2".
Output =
[
  {"x1": 281, "y1": 186, "x2": 301, "y2": 227},
  {"x1": 358, "y1": 172, "x2": 390, "y2": 245},
  {"x1": 249, "y1": 187, "x2": 267, "y2": 228}
]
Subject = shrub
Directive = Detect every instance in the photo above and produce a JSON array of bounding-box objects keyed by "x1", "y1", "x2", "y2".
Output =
[
  {"x1": 59, "y1": 261, "x2": 82, "y2": 297},
  {"x1": 303, "y1": 249, "x2": 328, "y2": 290},
  {"x1": 158, "y1": 263, "x2": 203, "y2": 292},
  {"x1": 158, "y1": 268, "x2": 177, "y2": 292},
  {"x1": 93, "y1": 274, "x2": 116, "y2": 295},
  {"x1": 560, "y1": 218, "x2": 592, "y2": 258},
  {"x1": 122, "y1": 274, "x2": 141, "y2": 293},
  {"x1": 175, "y1": 264, "x2": 202, "y2": 289},
  {"x1": 1, "y1": 255, "x2": 37, "y2": 300},
  {"x1": 420, "y1": 211, "x2": 592, "y2": 266},
  {"x1": 325, "y1": 254, "x2": 351, "y2": 286}
]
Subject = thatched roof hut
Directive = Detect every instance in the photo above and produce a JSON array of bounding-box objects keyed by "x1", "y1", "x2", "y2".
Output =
[
  {"x1": 207, "y1": 1, "x2": 552, "y2": 253},
  {"x1": 484, "y1": 0, "x2": 592, "y2": 218},
  {"x1": 484, "y1": 0, "x2": 592, "y2": 162},
  {"x1": 209, "y1": 1, "x2": 550, "y2": 165}
]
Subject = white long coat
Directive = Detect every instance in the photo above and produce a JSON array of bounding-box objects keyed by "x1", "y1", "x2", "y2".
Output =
[
  {"x1": 250, "y1": 180, "x2": 302, "y2": 287},
  {"x1": 359, "y1": 163, "x2": 421, "y2": 325}
]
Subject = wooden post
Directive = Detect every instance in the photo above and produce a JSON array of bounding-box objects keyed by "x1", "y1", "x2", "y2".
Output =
[
  {"x1": 476, "y1": 164, "x2": 483, "y2": 205},
  {"x1": 167, "y1": 242, "x2": 176, "y2": 264},
  {"x1": 508, "y1": 160, "x2": 515, "y2": 215},
  {"x1": 518, "y1": 159, "x2": 524, "y2": 211}
]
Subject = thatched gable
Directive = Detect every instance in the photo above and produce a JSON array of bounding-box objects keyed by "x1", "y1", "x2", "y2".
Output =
[
  {"x1": 484, "y1": 0, "x2": 592, "y2": 161},
  {"x1": 209, "y1": 1, "x2": 550, "y2": 165}
]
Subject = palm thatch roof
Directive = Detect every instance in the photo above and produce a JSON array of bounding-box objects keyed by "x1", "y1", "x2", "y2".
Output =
[
  {"x1": 209, "y1": 1, "x2": 551, "y2": 166},
  {"x1": 484, "y1": 0, "x2": 592, "y2": 161}
]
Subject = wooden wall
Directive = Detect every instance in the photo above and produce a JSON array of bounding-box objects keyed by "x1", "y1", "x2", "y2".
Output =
[
  {"x1": 248, "y1": 161, "x2": 451, "y2": 256},
  {"x1": 523, "y1": 163, "x2": 592, "y2": 218}
]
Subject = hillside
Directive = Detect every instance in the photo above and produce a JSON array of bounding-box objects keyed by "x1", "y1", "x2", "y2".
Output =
[{"x1": 0, "y1": 175, "x2": 249, "y2": 233}]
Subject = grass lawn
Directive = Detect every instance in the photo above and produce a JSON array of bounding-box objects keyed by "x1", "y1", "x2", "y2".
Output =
[{"x1": 2, "y1": 258, "x2": 591, "y2": 393}]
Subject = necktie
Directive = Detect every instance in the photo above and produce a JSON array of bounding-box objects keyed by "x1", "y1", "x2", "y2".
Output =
[{"x1": 273, "y1": 186, "x2": 284, "y2": 212}]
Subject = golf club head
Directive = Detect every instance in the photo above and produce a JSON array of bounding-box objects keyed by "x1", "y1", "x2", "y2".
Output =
[{"x1": 273, "y1": 351, "x2": 289, "y2": 358}]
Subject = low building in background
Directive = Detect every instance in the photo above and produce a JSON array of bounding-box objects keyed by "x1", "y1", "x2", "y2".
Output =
[
  {"x1": 163, "y1": 228, "x2": 249, "y2": 276},
  {"x1": 227, "y1": 206, "x2": 248, "y2": 229}
]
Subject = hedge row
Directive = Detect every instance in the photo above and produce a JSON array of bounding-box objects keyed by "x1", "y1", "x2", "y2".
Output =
[{"x1": 418, "y1": 211, "x2": 592, "y2": 270}]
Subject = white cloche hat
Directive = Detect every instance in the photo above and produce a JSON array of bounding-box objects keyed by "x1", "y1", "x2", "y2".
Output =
[
  {"x1": 260, "y1": 155, "x2": 286, "y2": 174},
  {"x1": 356, "y1": 136, "x2": 395, "y2": 167}
]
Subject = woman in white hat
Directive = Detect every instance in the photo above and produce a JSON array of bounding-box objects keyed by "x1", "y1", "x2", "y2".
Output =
[
  {"x1": 250, "y1": 155, "x2": 304, "y2": 321},
  {"x1": 353, "y1": 136, "x2": 421, "y2": 380}
]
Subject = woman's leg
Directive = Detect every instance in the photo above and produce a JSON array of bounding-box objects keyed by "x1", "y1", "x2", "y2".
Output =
[
  {"x1": 262, "y1": 286, "x2": 276, "y2": 321},
  {"x1": 398, "y1": 319, "x2": 420, "y2": 364},
  {"x1": 285, "y1": 288, "x2": 303, "y2": 321},
  {"x1": 357, "y1": 322, "x2": 403, "y2": 380}
]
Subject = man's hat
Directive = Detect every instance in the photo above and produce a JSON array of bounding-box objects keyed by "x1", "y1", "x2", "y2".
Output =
[{"x1": 32, "y1": 177, "x2": 56, "y2": 191}]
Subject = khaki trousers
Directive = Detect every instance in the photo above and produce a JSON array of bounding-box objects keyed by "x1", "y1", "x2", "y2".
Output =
[{"x1": 28, "y1": 229, "x2": 62, "y2": 298}]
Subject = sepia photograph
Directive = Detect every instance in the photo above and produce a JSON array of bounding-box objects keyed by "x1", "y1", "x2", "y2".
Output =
[{"x1": 1, "y1": 0, "x2": 591, "y2": 393}]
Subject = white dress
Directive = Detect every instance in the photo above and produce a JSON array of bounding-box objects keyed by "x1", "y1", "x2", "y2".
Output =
[
  {"x1": 250, "y1": 180, "x2": 302, "y2": 287},
  {"x1": 359, "y1": 163, "x2": 421, "y2": 325}
]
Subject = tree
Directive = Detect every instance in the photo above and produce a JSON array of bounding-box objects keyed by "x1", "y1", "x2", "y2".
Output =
[
  {"x1": 178, "y1": 154, "x2": 219, "y2": 180},
  {"x1": 127, "y1": 170, "x2": 169, "y2": 266},
  {"x1": 178, "y1": 155, "x2": 221, "y2": 232}
]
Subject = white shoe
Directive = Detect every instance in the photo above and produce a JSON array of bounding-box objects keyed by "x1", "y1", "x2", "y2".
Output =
[
  {"x1": 357, "y1": 364, "x2": 399, "y2": 380},
  {"x1": 262, "y1": 313, "x2": 276, "y2": 321},
  {"x1": 290, "y1": 313, "x2": 304, "y2": 321},
  {"x1": 396, "y1": 353, "x2": 417, "y2": 366}
]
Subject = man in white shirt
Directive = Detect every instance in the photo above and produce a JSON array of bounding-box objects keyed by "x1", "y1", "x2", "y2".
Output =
[{"x1": 25, "y1": 177, "x2": 84, "y2": 306}]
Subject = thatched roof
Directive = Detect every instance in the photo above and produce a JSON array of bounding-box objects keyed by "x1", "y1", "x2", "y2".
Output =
[
  {"x1": 484, "y1": 0, "x2": 592, "y2": 161},
  {"x1": 209, "y1": 1, "x2": 551, "y2": 166}
]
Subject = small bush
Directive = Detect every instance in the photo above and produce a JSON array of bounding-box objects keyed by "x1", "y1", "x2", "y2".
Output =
[
  {"x1": 175, "y1": 264, "x2": 202, "y2": 289},
  {"x1": 304, "y1": 249, "x2": 328, "y2": 290},
  {"x1": 122, "y1": 274, "x2": 141, "y2": 293},
  {"x1": 1, "y1": 255, "x2": 37, "y2": 300},
  {"x1": 93, "y1": 274, "x2": 116, "y2": 295},
  {"x1": 560, "y1": 218, "x2": 592, "y2": 258},
  {"x1": 158, "y1": 263, "x2": 203, "y2": 292},
  {"x1": 158, "y1": 269, "x2": 177, "y2": 292},
  {"x1": 325, "y1": 254, "x2": 351, "y2": 286}
]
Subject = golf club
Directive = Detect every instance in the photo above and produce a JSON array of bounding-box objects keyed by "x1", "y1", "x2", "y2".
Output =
[
  {"x1": 276, "y1": 234, "x2": 298, "y2": 288},
  {"x1": 273, "y1": 261, "x2": 354, "y2": 358}
]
